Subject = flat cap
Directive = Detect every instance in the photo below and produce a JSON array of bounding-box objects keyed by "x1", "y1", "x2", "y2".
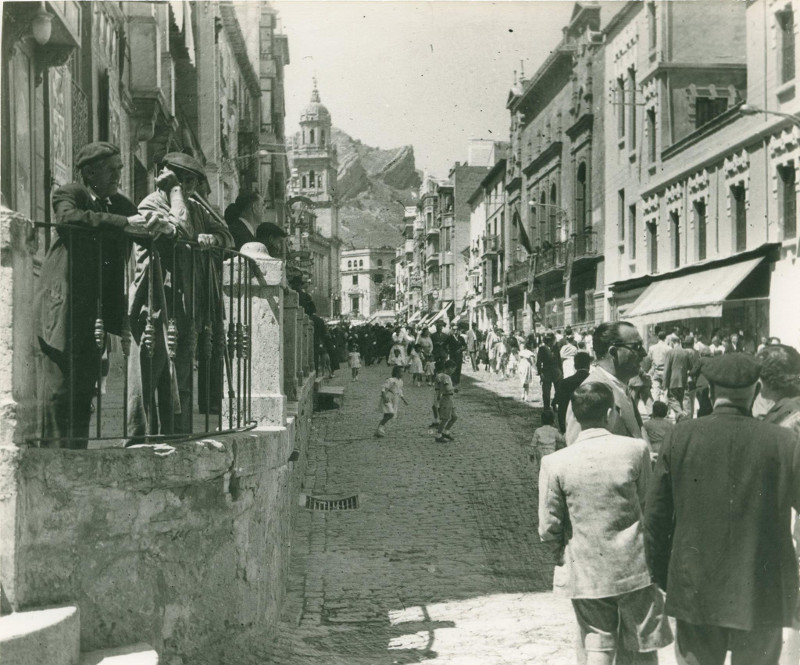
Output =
[
  {"x1": 702, "y1": 352, "x2": 761, "y2": 388},
  {"x1": 160, "y1": 152, "x2": 206, "y2": 179},
  {"x1": 75, "y1": 141, "x2": 120, "y2": 169}
]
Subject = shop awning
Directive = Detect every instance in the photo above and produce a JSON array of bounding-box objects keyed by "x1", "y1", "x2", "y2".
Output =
[
  {"x1": 427, "y1": 302, "x2": 453, "y2": 327},
  {"x1": 624, "y1": 257, "x2": 764, "y2": 325}
]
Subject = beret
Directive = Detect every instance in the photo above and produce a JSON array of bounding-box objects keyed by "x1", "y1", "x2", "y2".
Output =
[
  {"x1": 160, "y1": 152, "x2": 206, "y2": 179},
  {"x1": 75, "y1": 141, "x2": 120, "y2": 168},
  {"x1": 702, "y1": 352, "x2": 761, "y2": 388}
]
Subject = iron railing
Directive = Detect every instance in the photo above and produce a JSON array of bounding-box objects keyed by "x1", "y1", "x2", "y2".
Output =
[
  {"x1": 30, "y1": 222, "x2": 255, "y2": 448},
  {"x1": 572, "y1": 230, "x2": 598, "y2": 259},
  {"x1": 506, "y1": 259, "x2": 530, "y2": 286},
  {"x1": 534, "y1": 242, "x2": 567, "y2": 274}
]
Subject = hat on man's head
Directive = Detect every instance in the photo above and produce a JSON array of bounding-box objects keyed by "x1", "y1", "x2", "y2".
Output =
[
  {"x1": 160, "y1": 152, "x2": 206, "y2": 180},
  {"x1": 702, "y1": 353, "x2": 761, "y2": 388},
  {"x1": 75, "y1": 141, "x2": 120, "y2": 169},
  {"x1": 256, "y1": 221, "x2": 288, "y2": 239}
]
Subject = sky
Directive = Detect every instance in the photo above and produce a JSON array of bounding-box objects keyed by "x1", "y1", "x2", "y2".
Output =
[{"x1": 270, "y1": 1, "x2": 579, "y2": 179}]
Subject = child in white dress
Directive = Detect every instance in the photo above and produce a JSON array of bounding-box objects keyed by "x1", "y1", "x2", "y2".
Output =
[
  {"x1": 348, "y1": 344, "x2": 362, "y2": 381},
  {"x1": 375, "y1": 366, "x2": 408, "y2": 437},
  {"x1": 408, "y1": 344, "x2": 424, "y2": 386}
]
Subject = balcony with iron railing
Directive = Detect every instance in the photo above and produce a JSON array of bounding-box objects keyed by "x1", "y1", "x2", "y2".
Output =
[
  {"x1": 481, "y1": 234, "x2": 500, "y2": 257},
  {"x1": 533, "y1": 241, "x2": 567, "y2": 276},
  {"x1": 506, "y1": 259, "x2": 530, "y2": 287},
  {"x1": 571, "y1": 229, "x2": 599, "y2": 262}
]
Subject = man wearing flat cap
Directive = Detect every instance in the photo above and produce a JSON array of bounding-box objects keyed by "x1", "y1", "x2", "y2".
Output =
[
  {"x1": 645, "y1": 353, "x2": 800, "y2": 665},
  {"x1": 34, "y1": 141, "x2": 172, "y2": 447},
  {"x1": 128, "y1": 152, "x2": 233, "y2": 437}
]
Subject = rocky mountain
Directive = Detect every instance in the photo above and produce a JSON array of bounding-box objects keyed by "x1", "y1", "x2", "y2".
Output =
[{"x1": 333, "y1": 127, "x2": 422, "y2": 249}]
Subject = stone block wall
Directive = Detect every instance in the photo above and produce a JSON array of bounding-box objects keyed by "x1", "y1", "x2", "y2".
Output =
[{"x1": 2, "y1": 377, "x2": 312, "y2": 663}]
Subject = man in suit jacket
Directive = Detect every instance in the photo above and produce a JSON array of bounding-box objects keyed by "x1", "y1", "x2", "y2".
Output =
[
  {"x1": 540, "y1": 382, "x2": 671, "y2": 664},
  {"x1": 34, "y1": 142, "x2": 171, "y2": 447},
  {"x1": 565, "y1": 321, "x2": 645, "y2": 445},
  {"x1": 664, "y1": 336, "x2": 698, "y2": 421},
  {"x1": 645, "y1": 353, "x2": 800, "y2": 665},
  {"x1": 552, "y1": 351, "x2": 591, "y2": 433}
]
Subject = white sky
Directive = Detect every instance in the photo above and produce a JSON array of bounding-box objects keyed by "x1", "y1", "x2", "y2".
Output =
[{"x1": 272, "y1": 1, "x2": 579, "y2": 179}]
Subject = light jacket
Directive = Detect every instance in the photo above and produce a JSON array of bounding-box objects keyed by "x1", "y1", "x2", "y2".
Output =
[{"x1": 539, "y1": 428, "x2": 653, "y2": 598}]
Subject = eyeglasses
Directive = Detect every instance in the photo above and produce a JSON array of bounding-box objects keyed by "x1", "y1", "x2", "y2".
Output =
[{"x1": 613, "y1": 341, "x2": 645, "y2": 354}]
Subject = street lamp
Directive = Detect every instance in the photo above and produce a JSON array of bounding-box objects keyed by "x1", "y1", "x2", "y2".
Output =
[{"x1": 739, "y1": 103, "x2": 800, "y2": 128}]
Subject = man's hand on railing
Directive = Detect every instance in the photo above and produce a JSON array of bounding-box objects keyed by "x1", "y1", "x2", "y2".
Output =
[
  {"x1": 124, "y1": 212, "x2": 176, "y2": 240},
  {"x1": 124, "y1": 213, "x2": 154, "y2": 237},
  {"x1": 197, "y1": 233, "x2": 218, "y2": 249}
]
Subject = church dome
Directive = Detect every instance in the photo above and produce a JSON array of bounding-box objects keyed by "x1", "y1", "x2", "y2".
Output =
[{"x1": 301, "y1": 80, "x2": 331, "y2": 124}]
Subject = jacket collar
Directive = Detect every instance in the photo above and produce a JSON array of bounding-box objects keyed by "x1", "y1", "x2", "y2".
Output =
[
  {"x1": 574, "y1": 427, "x2": 610, "y2": 443},
  {"x1": 712, "y1": 399, "x2": 752, "y2": 417}
]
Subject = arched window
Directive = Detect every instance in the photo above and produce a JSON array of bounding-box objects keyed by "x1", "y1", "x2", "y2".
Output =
[
  {"x1": 310, "y1": 128, "x2": 315, "y2": 143},
  {"x1": 309, "y1": 170, "x2": 315, "y2": 188},
  {"x1": 321, "y1": 129, "x2": 326, "y2": 145},
  {"x1": 539, "y1": 191, "x2": 547, "y2": 246},
  {"x1": 359, "y1": 260, "x2": 363, "y2": 267},
  {"x1": 576, "y1": 162, "x2": 587, "y2": 234},
  {"x1": 549, "y1": 184, "x2": 558, "y2": 244},
  {"x1": 377, "y1": 259, "x2": 383, "y2": 266},
  {"x1": 348, "y1": 260, "x2": 352, "y2": 268},
  {"x1": 301, "y1": 174, "x2": 307, "y2": 188}
]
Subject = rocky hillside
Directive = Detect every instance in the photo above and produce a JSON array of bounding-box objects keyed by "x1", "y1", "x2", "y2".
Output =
[{"x1": 333, "y1": 127, "x2": 421, "y2": 249}]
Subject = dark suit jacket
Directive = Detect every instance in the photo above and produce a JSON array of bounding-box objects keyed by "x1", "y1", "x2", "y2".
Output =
[
  {"x1": 553, "y1": 368, "x2": 590, "y2": 433},
  {"x1": 645, "y1": 404, "x2": 800, "y2": 630},
  {"x1": 664, "y1": 347, "x2": 695, "y2": 389},
  {"x1": 35, "y1": 183, "x2": 137, "y2": 352}
]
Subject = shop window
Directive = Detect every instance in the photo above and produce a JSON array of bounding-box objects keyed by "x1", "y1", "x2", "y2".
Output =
[
  {"x1": 695, "y1": 200, "x2": 707, "y2": 261},
  {"x1": 647, "y1": 221, "x2": 658, "y2": 274},
  {"x1": 731, "y1": 184, "x2": 747, "y2": 252},
  {"x1": 779, "y1": 7, "x2": 796, "y2": 84},
  {"x1": 671, "y1": 211, "x2": 681, "y2": 268},
  {"x1": 779, "y1": 163, "x2": 797, "y2": 239},
  {"x1": 695, "y1": 98, "x2": 728, "y2": 129}
]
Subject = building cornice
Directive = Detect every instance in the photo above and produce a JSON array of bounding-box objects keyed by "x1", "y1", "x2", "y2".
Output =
[{"x1": 523, "y1": 141, "x2": 562, "y2": 176}]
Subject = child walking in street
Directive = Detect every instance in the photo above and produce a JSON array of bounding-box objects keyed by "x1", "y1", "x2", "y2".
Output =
[
  {"x1": 424, "y1": 355, "x2": 436, "y2": 386},
  {"x1": 434, "y1": 359, "x2": 457, "y2": 443},
  {"x1": 375, "y1": 365, "x2": 408, "y2": 438},
  {"x1": 348, "y1": 344, "x2": 362, "y2": 381},
  {"x1": 529, "y1": 410, "x2": 565, "y2": 477},
  {"x1": 408, "y1": 343, "x2": 424, "y2": 387}
]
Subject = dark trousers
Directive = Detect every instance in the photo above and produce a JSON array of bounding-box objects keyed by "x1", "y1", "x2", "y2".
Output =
[
  {"x1": 668, "y1": 387, "x2": 686, "y2": 420},
  {"x1": 451, "y1": 353, "x2": 464, "y2": 386},
  {"x1": 37, "y1": 339, "x2": 101, "y2": 449},
  {"x1": 675, "y1": 620, "x2": 782, "y2": 665},
  {"x1": 541, "y1": 372, "x2": 557, "y2": 410}
]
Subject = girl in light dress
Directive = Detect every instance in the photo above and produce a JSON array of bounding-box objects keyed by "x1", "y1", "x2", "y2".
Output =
[
  {"x1": 424, "y1": 355, "x2": 436, "y2": 385},
  {"x1": 408, "y1": 343, "x2": 424, "y2": 387},
  {"x1": 375, "y1": 365, "x2": 408, "y2": 438},
  {"x1": 348, "y1": 344, "x2": 362, "y2": 381},
  {"x1": 518, "y1": 343, "x2": 536, "y2": 402},
  {"x1": 560, "y1": 336, "x2": 578, "y2": 379}
]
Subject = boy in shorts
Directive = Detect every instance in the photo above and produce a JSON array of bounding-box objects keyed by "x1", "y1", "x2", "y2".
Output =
[
  {"x1": 434, "y1": 359, "x2": 457, "y2": 443},
  {"x1": 538, "y1": 382, "x2": 672, "y2": 664}
]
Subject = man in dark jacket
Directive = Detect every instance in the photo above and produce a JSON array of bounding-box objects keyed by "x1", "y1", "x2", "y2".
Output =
[
  {"x1": 34, "y1": 142, "x2": 170, "y2": 447},
  {"x1": 663, "y1": 336, "x2": 696, "y2": 421},
  {"x1": 645, "y1": 353, "x2": 800, "y2": 665},
  {"x1": 552, "y1": 351, "x2": 591, "y2": 433},
  {"x1": 536, "y1": 331, "x2": 561, "y2": 411}
]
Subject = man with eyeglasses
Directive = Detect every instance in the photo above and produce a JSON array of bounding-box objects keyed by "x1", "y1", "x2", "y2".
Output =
[{"x1": 565, "y1": 321, "x2": 646, "y2": 446}]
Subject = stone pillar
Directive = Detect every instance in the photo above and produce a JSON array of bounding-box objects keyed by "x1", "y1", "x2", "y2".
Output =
[
  {"x1": 282, "y1": 289, "x2": 299, "y2": 401},
  {"x1": 0, "y1": 206, "x2": 39, "y2": 610},
  {"x1": 223, "y1": 245, "x2": 286, "y2": 428}
]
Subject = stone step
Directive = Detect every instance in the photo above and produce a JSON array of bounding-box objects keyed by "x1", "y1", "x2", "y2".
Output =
[
  {"x1": 80, "y1": 643, "x2": 158, "y2": 665},
  {"x1": 0, "y1": 605, "x2": 80, "y2": 665}
]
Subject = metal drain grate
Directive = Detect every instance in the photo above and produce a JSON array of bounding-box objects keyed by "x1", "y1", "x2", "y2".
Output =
[{"x1": 303, "y1": 494, "x2": 359, "y2": 511}]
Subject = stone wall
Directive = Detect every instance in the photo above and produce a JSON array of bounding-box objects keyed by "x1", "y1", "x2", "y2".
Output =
[{"x1": 2, "y1": 378, "x2": 313, "y2": 663}]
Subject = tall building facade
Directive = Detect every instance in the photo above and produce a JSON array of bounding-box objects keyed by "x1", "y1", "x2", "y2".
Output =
[
  {"x1": 288, "y1": 81, "x2": 341, "y2": 317},
  {"x1": 505, "y1": 2, "x2": 607, "y2": 334},
  {"x1": 340, "y1": 247, "x2": 395, "y2": 319},
  {"x1": 600, "y1": 1, "x2": 800, "y2": 348}
]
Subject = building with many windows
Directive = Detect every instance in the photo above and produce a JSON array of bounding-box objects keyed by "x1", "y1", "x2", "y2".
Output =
[
  {"x1": 601, "y1": 0, "x2": 800, "y2": 348},
  {"x1": 340, "y1": 247, "x2": 395, "y2": 319}
]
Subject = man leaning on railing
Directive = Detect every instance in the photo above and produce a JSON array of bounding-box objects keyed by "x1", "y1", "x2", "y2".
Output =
[
  {"x1": 34, "y1": 141, "x2": 173, "y2": 449},
  {"x1": 127, "y1": 153, "x2": 234, "y2": 440}
]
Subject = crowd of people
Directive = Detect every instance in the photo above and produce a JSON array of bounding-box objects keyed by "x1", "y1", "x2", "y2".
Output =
[{"x1": 532, "y1": 320, "x2": 800, "y2": 665}]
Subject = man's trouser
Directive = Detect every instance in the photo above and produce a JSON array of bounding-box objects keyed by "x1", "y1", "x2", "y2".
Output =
[
  {"x1": 469, "y1": 350, "x2": 478, "y2": 371},
  {"x1": 675, "y1": 620, "x2": 781, "y2": 665},
  {"x1": 541, "y1": 372, "x2": 556, "y2": 410},
  {"x1": 37, "y1": 339, "x2": 100, "y2": 449},
  {"x1": 682, "y1": 388, "x2": 696, "y2": 419},
  {"x1": 667, "y1": 387, "x2": 686, "y2": 421}
]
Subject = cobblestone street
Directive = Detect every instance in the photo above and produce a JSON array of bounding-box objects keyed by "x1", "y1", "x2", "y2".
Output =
[{"x1": 260, "y1": 363, "x2": 565, "y2": 664}]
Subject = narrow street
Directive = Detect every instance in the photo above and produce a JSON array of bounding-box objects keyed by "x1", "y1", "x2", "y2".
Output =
[{"x1": 263, "y1": 362, "x2": 575, "y2": 664}]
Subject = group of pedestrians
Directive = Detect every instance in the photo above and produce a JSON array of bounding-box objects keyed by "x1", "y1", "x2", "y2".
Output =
[{"x1": 533, "y1": 320, "x2": 800, "y2": 665}]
